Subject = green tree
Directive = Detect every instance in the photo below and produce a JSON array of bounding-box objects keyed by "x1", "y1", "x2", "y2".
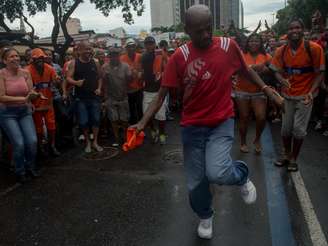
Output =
[
  {"x1": 1, "y1": 0, "x2": 144, "y2": 62},
  {"x1": 50, "y1": 0, "x2": 144, "y2": 63},
  {"x1": 274, "y1": 0, "x2": 328, "y2": 35}
]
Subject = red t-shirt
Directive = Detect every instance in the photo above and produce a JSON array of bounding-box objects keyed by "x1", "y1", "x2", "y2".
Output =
[{"x1": 162, "y1": 37, "x2": 248, "y2": 127}]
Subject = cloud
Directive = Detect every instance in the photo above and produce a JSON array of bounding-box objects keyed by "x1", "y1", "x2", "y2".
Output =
[{"x1": 244, "y1": 2, "x2": 285, "y2": 15}]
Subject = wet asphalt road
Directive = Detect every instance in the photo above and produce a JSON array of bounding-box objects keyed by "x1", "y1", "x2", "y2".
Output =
[{"x1": 0, "y1": 119, "x2": 328, "y2": 246}]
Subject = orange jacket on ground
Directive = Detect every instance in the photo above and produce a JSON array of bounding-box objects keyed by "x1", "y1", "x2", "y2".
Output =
[
  {"x1": 120, "y1": 53, "x2": 143, "y2": 90},
  {"x1": 26, "y1": 63, "x2": 57, "y2": 108},
  {"x1": 236, "y1": 52, "x2": 272, "y2": 93},
  {"x1": 270, "y1": 40, "x2": 325, "y2": 97}
]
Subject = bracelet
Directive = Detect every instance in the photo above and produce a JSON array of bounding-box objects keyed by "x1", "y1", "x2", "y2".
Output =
[{"x1": 261, "y1": 85, "x2": 269, "y2": 91}]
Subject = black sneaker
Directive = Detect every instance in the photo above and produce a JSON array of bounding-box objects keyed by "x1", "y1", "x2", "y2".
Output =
[
  {"x1": 26, "y1": 169, "x2": 41, "y2": 178},
  {"x1": 50, "y1": 146, "x2": 61, "y2": 156},
  {"x1": 16, "y1": 174, "x2": 27, "y2": 184}
]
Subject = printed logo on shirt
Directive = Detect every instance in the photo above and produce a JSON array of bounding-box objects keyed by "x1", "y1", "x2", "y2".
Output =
[{"x1": 185, "y1": 58, "x2": 206, "y2": 85}]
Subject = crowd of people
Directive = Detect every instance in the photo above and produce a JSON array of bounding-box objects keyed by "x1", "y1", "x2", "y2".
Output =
[
  {"x1": 0, "y1": 3, "x2": 327, "y2": 240},
  {"x1": 0, "y1": 35, "x2": 178, "y2": 182},
  {"x1": 0, "y1": 8, "x2": 327, "y2": 179}
]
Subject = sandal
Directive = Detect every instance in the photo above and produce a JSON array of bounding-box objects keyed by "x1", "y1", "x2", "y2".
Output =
[
  {"x1": 240, "y1": 145, "x2": 249, "y2": 153},
  {"x1": 254, "y1": 142, "x2": 262, "y2": 154},
  {"x1": 274, "y1": 159, "x2": 289, "y2": 167},
  {"x1": 287, "y1": 162, "x2": 298, "y2": 172}
]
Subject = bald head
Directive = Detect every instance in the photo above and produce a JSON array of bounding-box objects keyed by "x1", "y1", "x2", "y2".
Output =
[
  {"x1": 185, "y1": 4, "x2": 212, "y2": 28},
  {"x1": 77, "y1": 40, "x2": 91, "y2": 51},
  {"x1": 77, "y1": 40, "x2": 93, "y2": 62},
  {"x1": 184, "y1": 4, "x2": 213, "y2": 49}
]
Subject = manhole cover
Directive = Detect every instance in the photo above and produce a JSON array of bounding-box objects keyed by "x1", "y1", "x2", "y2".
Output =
[
  {"x1": 163, "y1": 149, "x2": 183, "y2": 165},
  {"x1": 82, "y1": 147, "x2": 120, "y2": 161}
]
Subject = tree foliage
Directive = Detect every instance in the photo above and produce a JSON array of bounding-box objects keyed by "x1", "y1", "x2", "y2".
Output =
[
  {"x1": 273, "y1": 0, "x2": 328, "y2": 35},
  {"x1": 0, "y1": 0, "x2": 144, "y2": 63},
  {"x1": 151, "y1": 23, "x2": 185, "y2": 33}
]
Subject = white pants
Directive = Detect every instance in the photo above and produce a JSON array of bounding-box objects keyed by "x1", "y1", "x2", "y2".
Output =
[{"x1": 143, "y1": 91, "x2": 166, "y2": 121}]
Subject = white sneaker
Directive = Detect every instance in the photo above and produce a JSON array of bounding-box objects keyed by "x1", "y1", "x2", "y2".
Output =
[
  {"x1": 84, "y1": 143, "x2": 92, "y2": 153},
  {"x1": 78, "y1": 134, "x2": 85, "y2": 141},
  {"x1": 323, "y1": 130, "x2": 328, "y2": 137},
  {"x1": 241, "y1": 179, "x2": 257, "y2": 204},
  {"x1": 197, "y1": 216, "x2": 213, "y2": 239},
  {"x1": 315, "y1": 121, "x2": 322, "y2": 130}
]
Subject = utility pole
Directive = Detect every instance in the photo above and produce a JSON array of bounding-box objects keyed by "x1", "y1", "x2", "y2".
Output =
[{"x1": 284, "y1": 0, "x2": 287, "y2": 7}]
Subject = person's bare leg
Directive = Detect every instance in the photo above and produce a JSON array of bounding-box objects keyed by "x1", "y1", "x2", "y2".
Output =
[
  {"x1": 121, "y1": 122, "x2": 129, "y2": 142},
  {"x1": 48, "y1": 129, "x2": 60, "y2": 156},
  {"x1": 251, "y1": 98, "x2": 267, "y2": 153},
  {"x1": 291, "y1": 138, "x2": 303, "y2": 162},
  {"x1": 282, "y1": 136, "x2": 292, "y2": 160},
  {"x1": 92, "y1": 127, "x2": 103, "y2": 151},
  {"x1": 111, "y1": 122, "x2": 120, "y2": 146},
  {"x1": 236, "y1": 98, "x2": 251, "y2": 153},
  {"x1": 83, "y1": 128, "x2": 92, "y2": 152}
]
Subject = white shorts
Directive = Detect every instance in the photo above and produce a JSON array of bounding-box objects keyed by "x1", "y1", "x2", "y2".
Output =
[{"x1": 143, "y1": 91, "x2": 166, "y2": 121}]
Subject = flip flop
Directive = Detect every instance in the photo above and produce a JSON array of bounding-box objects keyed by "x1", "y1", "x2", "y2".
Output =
[
  {"x1": 274, "y1": 159, "x2": 289, "y2": 167},
  {"x1": 254, "y1": 143, "x2": 262, "y2": 154},
  {"x1": 240, "y1": 145, "x2": 249, "y2": 153}
]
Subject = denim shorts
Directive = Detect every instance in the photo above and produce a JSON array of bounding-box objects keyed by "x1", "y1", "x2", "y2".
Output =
[
  {"x1": 76, "y1": 98, "x2": 101, "y2": 128},
  {"x1": 234, "y1": 91, "x2": 267, "y2": 100}
]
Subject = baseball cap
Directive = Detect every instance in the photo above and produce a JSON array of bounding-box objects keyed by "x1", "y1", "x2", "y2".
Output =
[
  {"x1": 31, "y1": 48, "x2": 47, "y2": 59},
  {"x1": 144, "y1": 36, "x2": 156, "y2": 44},
  {"x1": 168, "y1": 47, "x2": 175, "y2": 53},
  {"x1": 126, "y1": 38, "x2": 136, "y2": 47}
]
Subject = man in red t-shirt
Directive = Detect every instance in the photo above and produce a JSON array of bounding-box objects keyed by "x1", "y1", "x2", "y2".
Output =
[{"x1": 132, "y1": 5, "x2": 283, "y2": 240}]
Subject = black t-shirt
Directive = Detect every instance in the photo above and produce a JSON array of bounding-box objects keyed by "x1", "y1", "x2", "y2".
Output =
[
  {"x1": 141, "y1": 52, "x2": 160, "y2": 92},
  {"x1": 73, "y1": 58, "x2": 99, "y2": 100}
]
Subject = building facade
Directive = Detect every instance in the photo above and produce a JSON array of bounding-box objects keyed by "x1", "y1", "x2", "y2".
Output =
[
  {"x1": 150, "y1": 0, "x2": 181, "y2": 28},
  {"x1": 150, "y1": 0, "x2": 243, "y2": 30},
  {"x1": 59, "y1": 18, "x2": 81, "y2": 36},
  {"x1": 220, "y1": 0, "x2": 243, "y2": 29},
  {"x1": 179, "y1": 0, "x2": 220, "y2": 30}
]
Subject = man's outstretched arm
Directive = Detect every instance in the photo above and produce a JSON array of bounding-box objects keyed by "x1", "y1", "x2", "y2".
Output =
[{"x1": 246, "y1": 67, "x2": 284, "y2": 107}]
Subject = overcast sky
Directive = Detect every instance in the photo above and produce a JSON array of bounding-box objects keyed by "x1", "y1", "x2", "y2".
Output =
[{"x1": 8, "y1": 0, "x2": 286, "y2": 37}]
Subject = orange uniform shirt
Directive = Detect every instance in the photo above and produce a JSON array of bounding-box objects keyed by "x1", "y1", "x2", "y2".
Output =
[
  {"x1": 26, "y1": 63, "x2": 57, "y2": 108},
  {"x1": 120, "y1": 53, "x2": 143, "y2": 90},
  {"x1": 270, "y1": 40, "x2": 325, "y2": 97},
  {"x1": 236, "y1": 52, "x2": 272, "y2": 93}
]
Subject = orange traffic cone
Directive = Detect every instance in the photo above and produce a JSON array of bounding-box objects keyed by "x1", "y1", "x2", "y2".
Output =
[{"x1": 122, "y1": 128, "x2": 145, "y2": 152}]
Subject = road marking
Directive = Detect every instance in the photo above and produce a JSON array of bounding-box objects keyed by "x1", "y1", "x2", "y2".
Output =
[
  {"x1": 261, "y1": 126, "x2": 296, "y2": 246},
  {"x1": 0, "y1": 183, "x2": 20, "y2": 197},
  {"x1": 291, "y1": 171, "x2": 328, "y2": 246}
]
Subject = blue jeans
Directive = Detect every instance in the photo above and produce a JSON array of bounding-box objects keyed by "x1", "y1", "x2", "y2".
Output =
[
  {"x1": 0, "y1": 105, "x2": 37, "y2": 176},
  {"x1": 76, "y1": 98, "x2": 101, "y2": 129},
  {"x1": 181, "y1": 118, "x2": 249, "y2": 219}
]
